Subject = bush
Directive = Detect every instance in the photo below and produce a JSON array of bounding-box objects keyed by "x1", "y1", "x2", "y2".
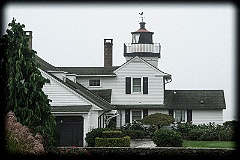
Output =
[
  {"x1": 152, "y1": 129, "x2": 183, "y2": 147},
  {"x1": 85, "y1": 128, "x2": 110, "y2": 147},
  {"x1": 122, "y1": 130, "x2": 144, "y2": 139},
  {"x1": 121, "y1": 121, "x2": 145, "y2": 131},
  {"x1": 102, "y1": 131, "x2": 123, "y2": 138},
  {"x1": 5, "y1": 111, "x2": 44, "y2": 154},
  {"x1": 188, "y1": 129, "x2": 203, "y2": 140},
  {"x1": 141, "y1": 113, "x2": 175, "y2": 127},
  {"x1": 172, "y1": 122, "x2": 197, "y2": 139},
  {"x1": 95, "y1": 136, "x2": 130, "y2": 147}
]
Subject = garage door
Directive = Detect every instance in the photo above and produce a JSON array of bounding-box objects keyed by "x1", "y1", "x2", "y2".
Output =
[{"x1": 56, "y1": 116, "x2": 83, "y2": 147}]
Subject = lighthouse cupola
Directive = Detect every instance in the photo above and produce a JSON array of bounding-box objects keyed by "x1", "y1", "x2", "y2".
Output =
[
  {"x1": 123, "y1": 12, "x2": 161, "y2": 68},
  {"x1": 131, "y1": 21, "x2": 153, "y2": 44}
]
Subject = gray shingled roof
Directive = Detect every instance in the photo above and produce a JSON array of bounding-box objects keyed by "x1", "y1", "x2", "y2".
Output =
[
  {"x1": 35, "y1": 55, "x2": 114, "y2": 111},
  {"x1": 65, "y1": 78, "x2": 114, "y2": 111},
  {"x1": 114, "y1": 105, "x2": 165, "y2": 109},
  {"x1": 164, "y1": 90, "x2": 226, "y2": 109},
  {"x1": 51, "y1": 105, "x2": 92, "y2": 112},
  {"x1": 57, "y1": 66, "x2": 120, "y2": 75},
  {"x1": 35, "y1": 55, "x2": 60, "y2": 71},
  {"x1": 90, "y1": 89, "x2": 112, "y2": 103}
]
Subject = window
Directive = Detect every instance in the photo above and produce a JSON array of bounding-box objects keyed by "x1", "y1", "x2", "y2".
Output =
[
  {"x1": 125, "y1": 77, "x2": 148, "y2": 94},
  {"x1": 133, "y1": 78, "x2": 141, "y2": 92},
  {"x1": 132, "y1": 111, "x2": 142, "y2": 122},
  {"x1": 89, "y1": 79, "x2": 100, "y2": 87},
  {"x1": 132, "y1": 33, "x2": 140, "y2": 43},
  {"x1": 175, "y1": 110, "x2": 186, "y2": 122}
]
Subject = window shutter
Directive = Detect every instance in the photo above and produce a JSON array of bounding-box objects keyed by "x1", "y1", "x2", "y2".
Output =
[
  {"x1": 143, "y1": 77, "x2": 148, "y2": 94},
  {"x1": 126, "y1": 77, "x2": 131, "y2": 94},
  {"x1": 125, "y1": 109, "x2": 130, "y2": 123},
  {"x1": 187, "y1": 110, "x2": 192, "y2": 122},
  {"x1": 143, "y1": 109, "x2": 148, "y2": 117},
  {"x1": 169, "y1": 110, "x2": 174, "y2": 117}
]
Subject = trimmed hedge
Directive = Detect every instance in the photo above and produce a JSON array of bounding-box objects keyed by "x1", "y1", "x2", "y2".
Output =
[
  {"x1": 84, "y1": 147, "x2": 235, "y2": 157},
  {"x1": 102, "y1": 131, "x2": 123, "y2": 138},
  {"x1": 122, "y1": 130, "x2": 144, "y2": 139},
  {"x1": 95, "y1": 136, "x2": 130, "y2": 147},
  {"x1": 85, "y1": 128, "x2": 110, "y2": 147}
]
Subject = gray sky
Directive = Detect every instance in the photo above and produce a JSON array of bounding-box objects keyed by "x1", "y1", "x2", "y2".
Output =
[{"x1": 3, "y1": 2, "x2": 237, "y2": 121}]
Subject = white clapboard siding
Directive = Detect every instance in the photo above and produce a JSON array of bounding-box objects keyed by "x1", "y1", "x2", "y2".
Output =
[
  {"x1": 77, "y1": 59, "x2": 165, "y2": 105},
  {"x1": 40, "y1": 69, "x2": 90, "y2": 106},
  {"x1": 192, "y1": 110, "x2": 223, "y2": 124},
  {"x1": 112, "y1": 58, "x2": 165, "y2": 105}
]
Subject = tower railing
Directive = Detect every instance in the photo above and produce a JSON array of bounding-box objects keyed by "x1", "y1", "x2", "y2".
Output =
[{"x1": 124, "y1": 43, "x2": 160, "y2": 53}]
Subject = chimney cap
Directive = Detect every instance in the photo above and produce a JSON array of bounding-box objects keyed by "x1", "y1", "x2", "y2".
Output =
[{"x1": 104, "y1": 39, "x2": 113, "y2": 44}]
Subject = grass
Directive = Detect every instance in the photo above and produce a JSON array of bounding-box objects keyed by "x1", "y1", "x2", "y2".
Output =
[{"x1": 182, "y1": 140, "x2": 236, "y2": 148}]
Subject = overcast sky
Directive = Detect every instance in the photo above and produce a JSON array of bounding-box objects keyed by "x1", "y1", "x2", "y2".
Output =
[{"x1": 3, "y1": 2, "x2": 237, "y2": 121}]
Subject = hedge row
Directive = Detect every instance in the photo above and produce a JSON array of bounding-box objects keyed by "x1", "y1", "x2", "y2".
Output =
[
  {"x1": 85, "y1": 147, "x2": 235, "y2": 157},
  {"x1": 173, "y1": 122, "x2": 236, "y2": 141},
  {"x1": 122, "y1": 130, "x2": 144, "y2": 139},
  {"x1": 95, "y1": 136, "x2": 130, "y2": 147}
]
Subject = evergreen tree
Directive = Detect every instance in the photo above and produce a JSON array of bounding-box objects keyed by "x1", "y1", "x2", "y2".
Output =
[{"x1": 1, "y1": 18, "x2": 56, "y2": 151}]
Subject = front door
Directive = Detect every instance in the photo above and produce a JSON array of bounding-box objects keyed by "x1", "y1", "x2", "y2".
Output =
[{"x1": 56, "y1": 116, "x2": 83, "y2": 147}]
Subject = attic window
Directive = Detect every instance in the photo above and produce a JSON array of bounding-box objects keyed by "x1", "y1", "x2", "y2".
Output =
[
  {"x1": 133, "y1": 78, "x2": 141, "y2": 92},
  {"x1": 89, "y1": 79, "x2": 101, "y2": 87},
  {"x1": 200, "y1": 100, "x2": 204, "y2": 104}
]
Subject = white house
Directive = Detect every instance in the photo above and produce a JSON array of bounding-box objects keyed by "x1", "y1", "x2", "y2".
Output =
[{"x1": 32, "y1": 19, "x2": 225, "y2": 147}]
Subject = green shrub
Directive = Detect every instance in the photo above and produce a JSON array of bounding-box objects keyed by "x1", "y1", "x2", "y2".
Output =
[
  {"x1": 198, "y1": 130, "x2": 219, "y2": 141},
  {"x1": 121, "y1": 121, "x2": 145, "y2": 131},
  {"x1": 152, "y1": 129, "x2": 183, "y2": 147},
  {"x1": 122, "y1": 130, "x2": 144, "y2": 139},
  {"x1": 102, "y1": 130, "x2": 123, "y2": 138},
  {"x1": 95, "y1": 136, "x2": 130, "y2": 147},
  {"x1": 141, "y1": 113, "x2": 175, "y2": 127},
  {"x1": 218, "y1": 130, "x2": 230, "y2": 141},
  {"x1": 188, "y1": 129, "x2": 203, "y2": 140},
  {"x1": 85, "y1": 128, "x2": 110, "y2": 147},
  {"x1": 172, "y1": 122, "x2": 197, "y2": 139}
]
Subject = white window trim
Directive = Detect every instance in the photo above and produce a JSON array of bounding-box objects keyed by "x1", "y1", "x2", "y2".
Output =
[
  {"x1": 174, "y1": 110, "x2": 187, "y2": 123},
  {"x1": 130, "y1": 110, "x2": 143, "y2": 123},
  {"x1": 88, "y1": 79, "x2": 101, "y2": 88}
]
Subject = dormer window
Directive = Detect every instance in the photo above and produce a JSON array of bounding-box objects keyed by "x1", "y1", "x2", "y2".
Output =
[{"x1": 89, "y1": 79, "x2": 101, "y2": 87}]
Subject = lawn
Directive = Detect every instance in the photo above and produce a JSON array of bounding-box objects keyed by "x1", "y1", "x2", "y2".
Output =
[{"x1": 182, "y1": 140, "x2": 236, "y2": 148}]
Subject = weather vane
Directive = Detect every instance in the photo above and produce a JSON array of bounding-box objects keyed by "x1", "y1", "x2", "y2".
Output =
[{"x1": 139, "y1": 12, "x2": 145, "y2": 22}]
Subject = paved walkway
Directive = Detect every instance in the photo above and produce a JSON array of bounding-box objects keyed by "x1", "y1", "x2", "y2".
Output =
[{"x1": 130, "y1": 139, "x2": 156, "y2": 148}]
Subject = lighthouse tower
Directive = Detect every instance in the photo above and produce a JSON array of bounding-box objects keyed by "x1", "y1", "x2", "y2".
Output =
[{"x1": 123, "y1": 13, "x2": 161, "y2": 68}]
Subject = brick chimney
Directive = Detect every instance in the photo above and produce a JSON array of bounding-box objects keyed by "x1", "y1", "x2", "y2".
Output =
[
  {"x1": 25, "y1": 31, "x2": 32, "y2": 49},
  {"x1": 104, "y1": 39, "x2": 113, "y2": 67}
]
